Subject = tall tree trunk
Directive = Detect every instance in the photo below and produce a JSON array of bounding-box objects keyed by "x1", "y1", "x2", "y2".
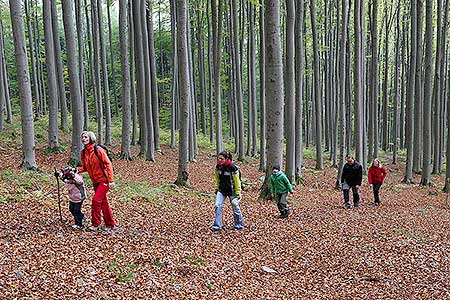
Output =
[
  {"x1": 62, "y1": 0, "x2": 83, "y2": 164},
  {"x1": 259, "y1": 3, "x2": 267, "y2": 172},
  {"x1": 106, "y1": 0, "x2": 119, "y2": 117},
  {"x1": 43, "y1": 0, "x2": 59, "y2": 149},
  {"x1": 231, "y1": 0, "x2": 245, "y2": 160},
  {"x1": 353, "y1": 0, "x2": 363, "y2": 165},
  {"x1": 24, "y1": 0, "x2": 41, "y2": 119},
  {"x1": 381, "y1": 3, "x2": 390, "y2": 151},
  {"x1": 147, "y1": 1, "x2": 161, "y2": 152},
  {"x1": 285, "y1": 0, "x2": 295, "y2": 182},
  {"x1": 420, "y1": 0, "x2": 433, "y2": 185},
  {"x1": 75, "y1": 0, "x2": 89, "y2": 130},
  {"x1": 170, "y1": 0, "x2": 178, "y2": 149},
  {"x1": 310, "y1": 0, "x2": 323, "y2": 170},
  {"x1": 91, "y1": 0, "x2": 104, "y2": 144},
  {"x1": 207, "y1": 0, "x2": 214, "y2": 143},
  {"x1": 413, "y1": 0, "x2": 424, "y2": 174},
  {"x1": 197, "y1": 6, "x2": 207, "y2": 135},
  {"x1": 260, "y1": 0, "x2": 284, "y2": 198},
  {"x1": 249, "y1": 3, "x2": 258, "y2": 156},
  {"x1": 119, "y1": 0, "x2": 132, "y2": 160},
  {"x1": 212, "y1": 0, "x2": 224, "y2": 153},
  {"x1": 336, "y1": 0, "x2": 348, "y2": 189},
  {"x1": 0, "y1": 12, "x2": 11, "y2": 125},
  {"x1": 174, "y1": 0, "x2": 190, "y2": 187},
  {"x1": 403, "y1": 0, "x2": 417, "y2": 183},
  {"x1": 368, "y1": 0, "x2": 378, "y2": 162},
  {"x1": 393, "y1": 1, "x2": 400, "y2": 164},
  {"x1": 295, "y1": 0, "x2": 304, "y2": 181},
  {"x1": 9, "y1": 0, "x2": 38, "y2": 170},
  {"x1": 51, "y1": 0, "x2": 69, "y2": 131},
  {"x1": 97, "y1": 0, "x2": 113, "y2": 146}
]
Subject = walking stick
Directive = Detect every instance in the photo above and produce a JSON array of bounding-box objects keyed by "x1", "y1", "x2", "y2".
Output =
[
  {"x1": 54, "y1": 167, "x2": 63, "y2": 223},
  {"x1": 446, "y1": 191, "x2": 449, "y2": 209}
]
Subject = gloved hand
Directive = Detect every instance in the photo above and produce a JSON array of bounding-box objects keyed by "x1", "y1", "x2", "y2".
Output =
[
  {"x1": 54, "y1": 170, "x2": 61, "y2": 178},
  {"x1": 109, "y1": 182, "x2": 116, "y2": 189}
]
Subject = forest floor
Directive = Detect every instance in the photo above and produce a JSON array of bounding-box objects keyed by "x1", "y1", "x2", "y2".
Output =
[{"x1": 1, "y1": 137, "x2": 450, "y2": 299}]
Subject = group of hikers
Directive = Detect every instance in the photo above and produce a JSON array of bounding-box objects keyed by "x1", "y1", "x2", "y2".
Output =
[{"x1": 56, "y1": 131, "x2": 388, "y2": 232}]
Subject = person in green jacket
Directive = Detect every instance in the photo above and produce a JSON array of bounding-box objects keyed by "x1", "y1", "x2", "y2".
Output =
[{"x1": 270, "y1": 163, "x2": 293, "y2": 218}]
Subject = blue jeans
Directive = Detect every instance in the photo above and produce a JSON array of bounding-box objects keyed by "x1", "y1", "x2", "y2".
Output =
[{"x1": 212, "y1": 192, "x2": 243, "y2": 230}]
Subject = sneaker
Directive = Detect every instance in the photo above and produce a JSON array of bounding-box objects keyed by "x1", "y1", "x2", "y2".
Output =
[
  {"x1": 233, "y1": 225, "x2": 244, "y2": 230},
  {"x1": 374, "y1": 202, "x2": 381, "y2": 206},
  {"x1": 344, "y1": 203, "x2": 351, "y2": 209},
  {"x1": 210, "y1": 226, "x2": 221, "y2": 232},
  {"x1": 354, "y1": 202, "x2": 359, "y2": 208},
  {"x1": 88, "y1": 226, "x2": 100, "y2": 231},
  {"x1": 71, "y1": 224, "x2": 83, "y2": 229},
  {"x1": 103, "y1": 226, "x2": 117, "y2": 233}
]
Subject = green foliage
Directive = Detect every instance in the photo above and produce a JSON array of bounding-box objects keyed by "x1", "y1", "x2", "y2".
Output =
[
  {"x1": 105, "y1": 258, "x2": 138, "y2": 284},
  {"x1": 116, "y1": 180, "x2": 177, "y2": 207},
  {"x1": 184, "y1": 255, "x2": 206, "y2": 267},
  {"x1": 154, "y1": 258, "x2": 167, "y2": 269}
]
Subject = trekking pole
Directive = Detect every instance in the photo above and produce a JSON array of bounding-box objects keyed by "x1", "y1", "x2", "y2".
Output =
[
  {"x1": 446, "y1": 191, "x2": 449, "y2": 209},
  {"x1": 54, "y1": 167, "x2": 63, "y2": 223}
]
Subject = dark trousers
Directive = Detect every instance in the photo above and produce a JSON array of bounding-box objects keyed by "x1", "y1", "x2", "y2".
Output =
[
  {"x1": 275, "y1": 193, "x2": 290, "y2": 217},
  {"x1": 343, "y1": 183, "x2": 360, "y2": 206},
  {"x1": 69, "y1": 201, "x2": 84, "y2": 226},
  {"x1": 372, "y1": 183, "x2": 382, "y2": 204}
]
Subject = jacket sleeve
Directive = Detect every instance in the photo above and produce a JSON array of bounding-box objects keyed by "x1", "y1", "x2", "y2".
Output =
[
  {"x1": 269, "y1": 176, "x2": 275, "y2": 195},
  {"x1": 77, "y1": 151, "x2": 86, "y2": 173},
  {"x1": 214, "y1": 169, "x2": 219, "y2": 191},
  {"x1": 97, "y1": 147, "x2": 114, "y2": 183},
  {"x1": 340, "y1": 166, "x2": 346, "y2": 183},
  {"x1": 232, "y1": 171, "x2": 241, "y2": 196},
  {"x1": 74, "y1": 173, "x2": 84, "y2": 186}
]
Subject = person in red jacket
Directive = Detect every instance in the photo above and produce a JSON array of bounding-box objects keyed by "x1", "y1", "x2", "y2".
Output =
[
  {"x1": 78, "y1": 131, "x2": 116, "y2": 231},
  {"x1": 367, "y1": 158, "x2": 387, "y2": 206}
]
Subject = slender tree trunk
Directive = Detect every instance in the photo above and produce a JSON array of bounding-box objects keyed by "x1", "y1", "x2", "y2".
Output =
[
  {"x1": 393, "y1": 1, "x2": 400, "y2": 164},
  {"x1": 43, "y1": 0, "x2": 59, "y2": 149},
  {"x1": 259, "y1": 3, "x2": 267, "y2": 172},
  {"x1": 353, "y1": 0, "x2": 363, "y2": 165},
  {"x1": 75, "y1": 0, "x2": 89, "y2": 130},
  {"x1": 381, "y1": 3, "x2": 390, "y2": 151},
  {"x1": 285, "y1": 0, "x2": 295, "y2": 182},
  {"x1": 413, "y1": 0, "x2": 424, "y2": 173},
  {"x1": 119, "y1": 0, "x2": 132, "y2": 160},
  {"x1": 174, "y1": 0, "x2": 190, "y2": 187},
  {"x1": 24, "y1": 0, "x2": 41, "y2": 119},
  {"x1": 197, "y1": 7, "x2": 207, "y2": 135},
  {"x1": 231, "y1": 0, "x2": 245, "y2": 160},
  {"x1": 170, "y1": 0, "x2": 178, "y2": 148},
  {"x1": 336, "y1": 0, "x2": 348, "y2": 189},
  {"x1": 212, "y1": 0, "x2": 224, "y2": 153},
  {"x1": 295, "y1": 0, "x2": 304, "y2": 181},
  {"x1": 404, "y1": 0, "x2": 417, "y2": 183},
  {"x1": 420, "y1": 0, "x2": 433, "y2": 185},
  {"x1": 51, "y1": 0, "x2": 69, "y2": 131},
  {"x1": 147, "y1": 1, "x2": 161, "y2": 152},
  {"x1": 249, "y1": 3, "x2": 258, "y2": 157},
  {"x1": 106, "y1": 0, "x2": 119, "y2": 117},
  {"x1": 62, "y1": 0, "x2": 83, "y2": 164},
  {"x1": 310, "y1": 0, "x2": 323, "y2": 169},
  {"x1": 9, "y1": 0, "x2": 38, "y2": 170},
  {"x1": 207, "y1": 0, "x2": 214, "y2": 143}
]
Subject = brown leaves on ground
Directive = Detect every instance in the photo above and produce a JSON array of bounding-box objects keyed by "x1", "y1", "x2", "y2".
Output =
[{"x1": 1, "y1": 141, "x2": 450, "y2": 299}]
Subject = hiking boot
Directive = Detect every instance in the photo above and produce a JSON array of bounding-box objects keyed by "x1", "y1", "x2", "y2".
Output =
[
  {"x1": 344, "y1": 202, "x2": 351, "y2": 209},
  {"x1": 354, "y1": 202, "x2": 359, "y2": 208},
  {"x1": 88, "y1": 226, "x2": 100, "y2": 231},
  {"x1": 374, "y1": 201, "x2": 381, "y2": 206}
]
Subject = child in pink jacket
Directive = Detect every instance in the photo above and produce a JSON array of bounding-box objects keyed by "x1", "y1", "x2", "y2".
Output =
[{"x1": 57, "y1": 167, "x2": 87, "y2": 229}]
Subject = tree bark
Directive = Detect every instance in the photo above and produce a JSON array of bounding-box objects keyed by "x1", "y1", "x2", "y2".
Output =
[{"x1": 9, "y1": 0, "x2": 38, "y2": 170}]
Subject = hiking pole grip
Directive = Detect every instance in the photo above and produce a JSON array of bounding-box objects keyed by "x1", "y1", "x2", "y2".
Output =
[{"x1": 54, "y1": 167, "x2": 63, "y2": 223}]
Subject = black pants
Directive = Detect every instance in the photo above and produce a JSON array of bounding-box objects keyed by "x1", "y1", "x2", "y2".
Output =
[
  {"x1": 275, "y1": 193, "x2": 290, "y2": 217},
  {"x1": 69, "y1": 201, "x2": 84, "y2": 226},
  {"x1": 372, "y1": 183, "x2": 382, "y2": 204}
]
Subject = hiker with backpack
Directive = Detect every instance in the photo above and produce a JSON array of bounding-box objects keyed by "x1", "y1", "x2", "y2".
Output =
[
  {"x1": 367, "y1": 158, "x2": 388, "y2": 206},
  {"x1": 270, "y1": 163, "x2": 293, "y2": 219},
  {"x1": 78, "y1": 131, "x2": 116, "y2": 231},
  {"x1": 341, "y1": 155, "x2": 363, "y2": 208},
  {"x1": 54, "y1": 167, "x2": 86, "y2": 229},
  {"x1": 211, "y1": 151, "x2": 244, "y2": 232}
]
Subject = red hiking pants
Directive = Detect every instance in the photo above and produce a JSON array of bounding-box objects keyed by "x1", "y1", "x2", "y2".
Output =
[{"x1": 92, "y1": 182, "x2": 116, "y2": 227}]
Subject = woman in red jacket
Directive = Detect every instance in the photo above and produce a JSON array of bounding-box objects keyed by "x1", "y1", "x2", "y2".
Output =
[
  {"x1": 368, "y1": 158, "x2": 387, "y2": 206},
  {"x1": 78, "y1": 131, "x2": 116, "y2": 231}
]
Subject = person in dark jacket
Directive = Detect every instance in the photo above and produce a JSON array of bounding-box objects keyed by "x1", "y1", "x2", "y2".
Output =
[
  {"x1": 341, "y1": 156, "x2": 363, "y2": 208},
  {"x1": 270, "y1": 163, "x2": 293, "y2": 218},
  {"x1": 368, "y1": 158, "x2": 387, "y2": 206},
  {"x1": 211, "y1": 151, "x2": 243, "y2": 232}
]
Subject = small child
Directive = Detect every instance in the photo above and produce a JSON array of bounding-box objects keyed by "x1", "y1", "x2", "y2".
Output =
[
  {"x1": 270, "y1": 163, "x2": 293, "y2": 218},
  {"x1": 56, "y1": 167, "x2": 87, "y2": 229}
]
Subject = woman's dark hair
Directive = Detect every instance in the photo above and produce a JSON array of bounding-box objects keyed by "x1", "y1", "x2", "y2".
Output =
[{"x1": 218, "y1": 151, "x2": 232, "y2": 160}]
